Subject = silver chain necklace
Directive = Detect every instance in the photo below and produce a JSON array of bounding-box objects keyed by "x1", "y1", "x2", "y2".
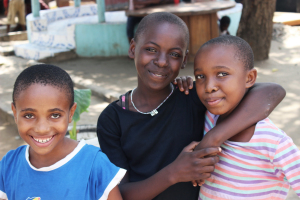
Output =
[{"x1": 131, "y1": 84, "x2": 174, "y2": 116}]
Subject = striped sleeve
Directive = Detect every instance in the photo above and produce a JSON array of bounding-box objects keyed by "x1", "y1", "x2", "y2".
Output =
[
  {"x1": 204, "y1": 111, "x2": 218, "y2": 135},
  {"x1": 273, "y1": 135, "x2": 300, "y2": 197}
]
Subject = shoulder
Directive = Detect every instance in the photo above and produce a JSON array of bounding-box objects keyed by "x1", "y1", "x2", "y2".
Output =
[
  {"x1": 97, "y1": 101, "x2": 122, "y2": 126},
  {"x1": 254, "y1": 118, "x2": 286, "y2": 143},
  {"x1": 91, "y1": 150, "x2": 126, "y2": 190},
  {"x1": 1, "y1": 145, "x2": 27, "y2": 165},
  {"x1": 253, "y1": 118, "x2": 289, "y2": 159},
  {"x1": 83, "y1": 144, "x2": 123, "y2": 171},
  {"x1": 0, "y1": 145, "x2": 27, "y2": 178},
  {"x1": 93, "y1": 149, "x2": 120, "y2": 170},
  {"x1": 89, "y1": 149, "x2": 126, "y2": 199},
  {"x1": 100, "y1": 101, "x2": 120, "y2": 116}
]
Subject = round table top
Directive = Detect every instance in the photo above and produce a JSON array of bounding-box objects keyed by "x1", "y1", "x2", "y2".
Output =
[{"x1": 126, "y1": 1, "x2": 236, "y2": 17}]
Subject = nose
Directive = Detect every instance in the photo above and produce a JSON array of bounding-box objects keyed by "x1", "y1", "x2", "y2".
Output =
[
  {"x1": 154, "y1": 52, "x2": 168, "y2": 68},
  {"x1": 34, "y1": 118, "x2": 51, "y2": 134},
  {"x1": 205, "y1": 78, "x2": 218, "y2": 93}
]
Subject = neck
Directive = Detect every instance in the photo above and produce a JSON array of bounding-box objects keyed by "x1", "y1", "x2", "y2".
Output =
[
  {"x1": 130, "y1": 80, "x2": 173, "y2": 113},
  {"x1": 29, "y1": 138, "x2": 78, "y2": 168}
]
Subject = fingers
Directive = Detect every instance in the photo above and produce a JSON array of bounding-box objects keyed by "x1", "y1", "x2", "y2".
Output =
[
  {"x1": 193, "y1": 147, "x2": 221, "y2": 158},
  {"x1": 191, "y1": 180, "x2": 197, "y2": 187},
  {"x1": 197, "y1": 172, "x2": 212, "y2": 180},
  {"x1": 173, "y1": 78, "x2": 177, "y2": 85},
  {"x1": 173, "y1": 76, "x2": 193, "y2": 94},
  {"x1": 187, "y1": 76, "x2": 193, "y2": 89},
  {"x1": 198, "y1": 156, "x2": 219, "y2": 167},
  {"x1": 197, "y1": 179, "x2": 205, "y2": 186},
  {"x1": 192, "y1": 179, "x2": 205, "y2": 187},
  {"x1": 181, "y1": 76, "x2": 189, "y2": 95},
  {"x1": 183, "y1": 141, "x2": 200, "y2": 152},
  {"x1": 177, "y1": 78, "x2": 184, "y2": 92}
]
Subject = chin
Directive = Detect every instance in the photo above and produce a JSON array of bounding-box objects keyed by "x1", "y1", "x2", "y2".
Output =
[{"x1": 207, "y1": 108, "x2": 226, "y2": 116}]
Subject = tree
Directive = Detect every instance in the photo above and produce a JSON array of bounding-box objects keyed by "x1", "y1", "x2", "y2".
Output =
[{"x1": 237, "y1": 0, "x2": 276, "y2": 61}]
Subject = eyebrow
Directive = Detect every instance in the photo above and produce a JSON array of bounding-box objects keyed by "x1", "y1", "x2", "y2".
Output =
[
  {"x1": 194, "y1": 65, "x2": 230, "y2": 73},
  {"x1": 21, "y1": 108, "x2": 37, "y2": 112},
  {"x1": 148, "y1": 41, "x2": 160, "y2": 47},
  {"x1": 20, "y1": 108, "x2": 65, "y2": 113},
  {"x1": 49, "y1": 108, "x2": 65, "y2": 113},
  {"x1": 147, "y1": 42, "x2": 183, "y2": 52},
  {"x1": 212, "y1": 65, "x2": 231, "y2": 70}
]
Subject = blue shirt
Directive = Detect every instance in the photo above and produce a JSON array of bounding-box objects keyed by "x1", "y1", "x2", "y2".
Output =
[{"x1": 0, "y1": 140, "x2": 126, "y2": 200}]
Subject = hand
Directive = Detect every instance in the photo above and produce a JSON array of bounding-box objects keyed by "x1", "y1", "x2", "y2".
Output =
[
  {"x1": 191, "y1": 143, "x2": 222, "y2": 187},
  {"x1": 191, "y1": 179, "x2": 205, "y2": 187},
  {"x1": 173, "y1": 76, "x2": 193, "y2": 95},
  {"x1": 166, "y1": 141, "x2": 220, "y2": 185}
]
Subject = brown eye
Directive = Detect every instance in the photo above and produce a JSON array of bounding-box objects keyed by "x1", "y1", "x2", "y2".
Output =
[
  {"x1": 217, "y1": 72, "x2": 228, "y2": 77},
  {"x1": 170, "y1": 52, "x2": 180, "y2": 58},
  {"x1": 146, "y1": 48, "x2": 156, "y2": 53},
  {"x1": 195, "y1": 75, "x2": 204, "y2": 79},
  {"x1": 25, "y1": 114, "x2": 34, "y2": 119},
  {"x1": 51, "y1": 113, "x2": 61, "y2": 119}
]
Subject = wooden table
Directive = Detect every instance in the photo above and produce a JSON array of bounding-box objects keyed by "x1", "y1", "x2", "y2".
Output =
[{"x1": 126, "y1": 1, "x2": 235, "y2": 60}]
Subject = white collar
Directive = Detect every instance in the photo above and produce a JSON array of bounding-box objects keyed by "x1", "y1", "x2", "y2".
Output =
[{"x1": 25, "y1": 140, "x2": 86, "y2": 172}]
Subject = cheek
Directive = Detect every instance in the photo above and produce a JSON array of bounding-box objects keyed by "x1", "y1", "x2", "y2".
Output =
[
  {"x1": 52, "y1": 121, "x2": 69, "y2": 134},
  {"x1": 137, "y1": 51, "x2": 152, "y2": 63},
  {"x1": 196, "y1": 84, "x2": 205, "y2": 99},
  {"x1": 17, "y1": 119, "x2": 32, "y2": 135},
  {"x1": 170, "y1": 60, "x2": 183, "y2": 74}
]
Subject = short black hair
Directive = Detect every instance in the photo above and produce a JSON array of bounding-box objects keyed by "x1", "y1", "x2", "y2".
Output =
[
  {"x1": 134, "y1": 12, "x2": 189, "y2": 49},
  {"x1": 200, "y1": 35, "x2": 254, "y2": 70},
  {"x1": 220, "y1": 16, "x2": 230, "y2": 27},
  {"x1": 13, "y1": 64, "x2": 74, "y2": 108}
]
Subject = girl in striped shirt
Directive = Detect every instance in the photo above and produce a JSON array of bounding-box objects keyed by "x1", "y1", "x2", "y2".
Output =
[{"x1": 194, "y1": 35, "x2": 300, "y2": 199}]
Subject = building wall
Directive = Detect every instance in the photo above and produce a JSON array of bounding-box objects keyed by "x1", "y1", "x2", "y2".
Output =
[{"x1": 75, "y1": 22, "x2": 129, "y2": 57}]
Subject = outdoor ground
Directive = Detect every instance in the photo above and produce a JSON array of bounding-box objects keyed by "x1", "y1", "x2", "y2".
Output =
[{"x1": 0, "y1": 24, "x2": 299, "y2": 199}]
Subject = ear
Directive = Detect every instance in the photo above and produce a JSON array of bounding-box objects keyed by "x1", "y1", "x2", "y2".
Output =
[
  {"x1": 181, "y1": 50, "x2": 189, "y2": 69},
  {"x1": 128, "y1": 39, "x2": 136, "y2": 59},
  {"x1": 245, "y1": 68, "x2": 257, "y2": 89},
  {"x1": 68, "y1": 102, "x2": 77, "y2": 123},
  {"x1": 11, "y1": 103, "x2": 17, "y2": 123}
]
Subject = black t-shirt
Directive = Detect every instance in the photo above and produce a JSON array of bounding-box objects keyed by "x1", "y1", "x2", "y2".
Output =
[{"x1": 97, "y1": 85, "x2": 206, "y2": 200}]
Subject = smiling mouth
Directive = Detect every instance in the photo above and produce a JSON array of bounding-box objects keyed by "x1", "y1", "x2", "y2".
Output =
[
  {"x1": 149, "y1": 70, "x2": 167, "y2": 78},
  {"x1": 206, "y1": 98, "x2": 224, "y2": 106},
  {"x1": 31, "y1": 136, "x2": 54, "y2": 144}
]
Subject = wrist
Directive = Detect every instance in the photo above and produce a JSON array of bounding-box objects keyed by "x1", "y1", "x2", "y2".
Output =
[{"x1": 162, "y1": 164, "x2": 177, "y2": 185}]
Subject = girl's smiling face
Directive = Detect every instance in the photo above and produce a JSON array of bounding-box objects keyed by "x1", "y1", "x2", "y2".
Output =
[
  {"x1": 129, "y1": 22, "x2": 188, "y2": 91},
  {"x1": 194, "y1": 44, "x2": 256, "y2": 118},
  {"x1": 11, "y1": 84, "x2": 77, "y2": 159}
]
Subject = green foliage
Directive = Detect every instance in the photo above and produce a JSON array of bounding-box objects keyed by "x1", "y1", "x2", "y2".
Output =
[{"x1": 69, "y1": 89, "x2": 92, "y2": 140}]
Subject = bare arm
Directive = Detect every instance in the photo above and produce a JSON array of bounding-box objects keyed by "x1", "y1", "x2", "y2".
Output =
[
  {"x1": 107, "y1": 185, "x2": 123, "y2": 200},
  {"x1": 119, "y1": 143, "x2": 220, "y2": 200},
  {"x1": 196, "y1": 82, "x2": 285, "y2": 150}
]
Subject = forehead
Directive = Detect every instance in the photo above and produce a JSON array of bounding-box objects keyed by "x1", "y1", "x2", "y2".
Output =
[
  {"x1": 138, "y1": 22, "x2": 187, "y2": 49},
  {"x1": 15, "y1": 84, "x2": 70, "y2": 109},
  {"x1": 195, "y1": 44, "x2": 244, "y2": 69}
]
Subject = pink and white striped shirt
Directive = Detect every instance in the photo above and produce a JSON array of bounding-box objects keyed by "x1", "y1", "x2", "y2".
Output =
[{"x1": 199, "y1": 111, "x2": 300, "y2": 200}]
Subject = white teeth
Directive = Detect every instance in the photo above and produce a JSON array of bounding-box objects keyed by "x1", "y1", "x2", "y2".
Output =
[
  {"x1": 33, "y1": 136, "x2": 53, "y2": 143},
  {"x1": 154, "y1": 74, "x2": 163, "y2": 77}
]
